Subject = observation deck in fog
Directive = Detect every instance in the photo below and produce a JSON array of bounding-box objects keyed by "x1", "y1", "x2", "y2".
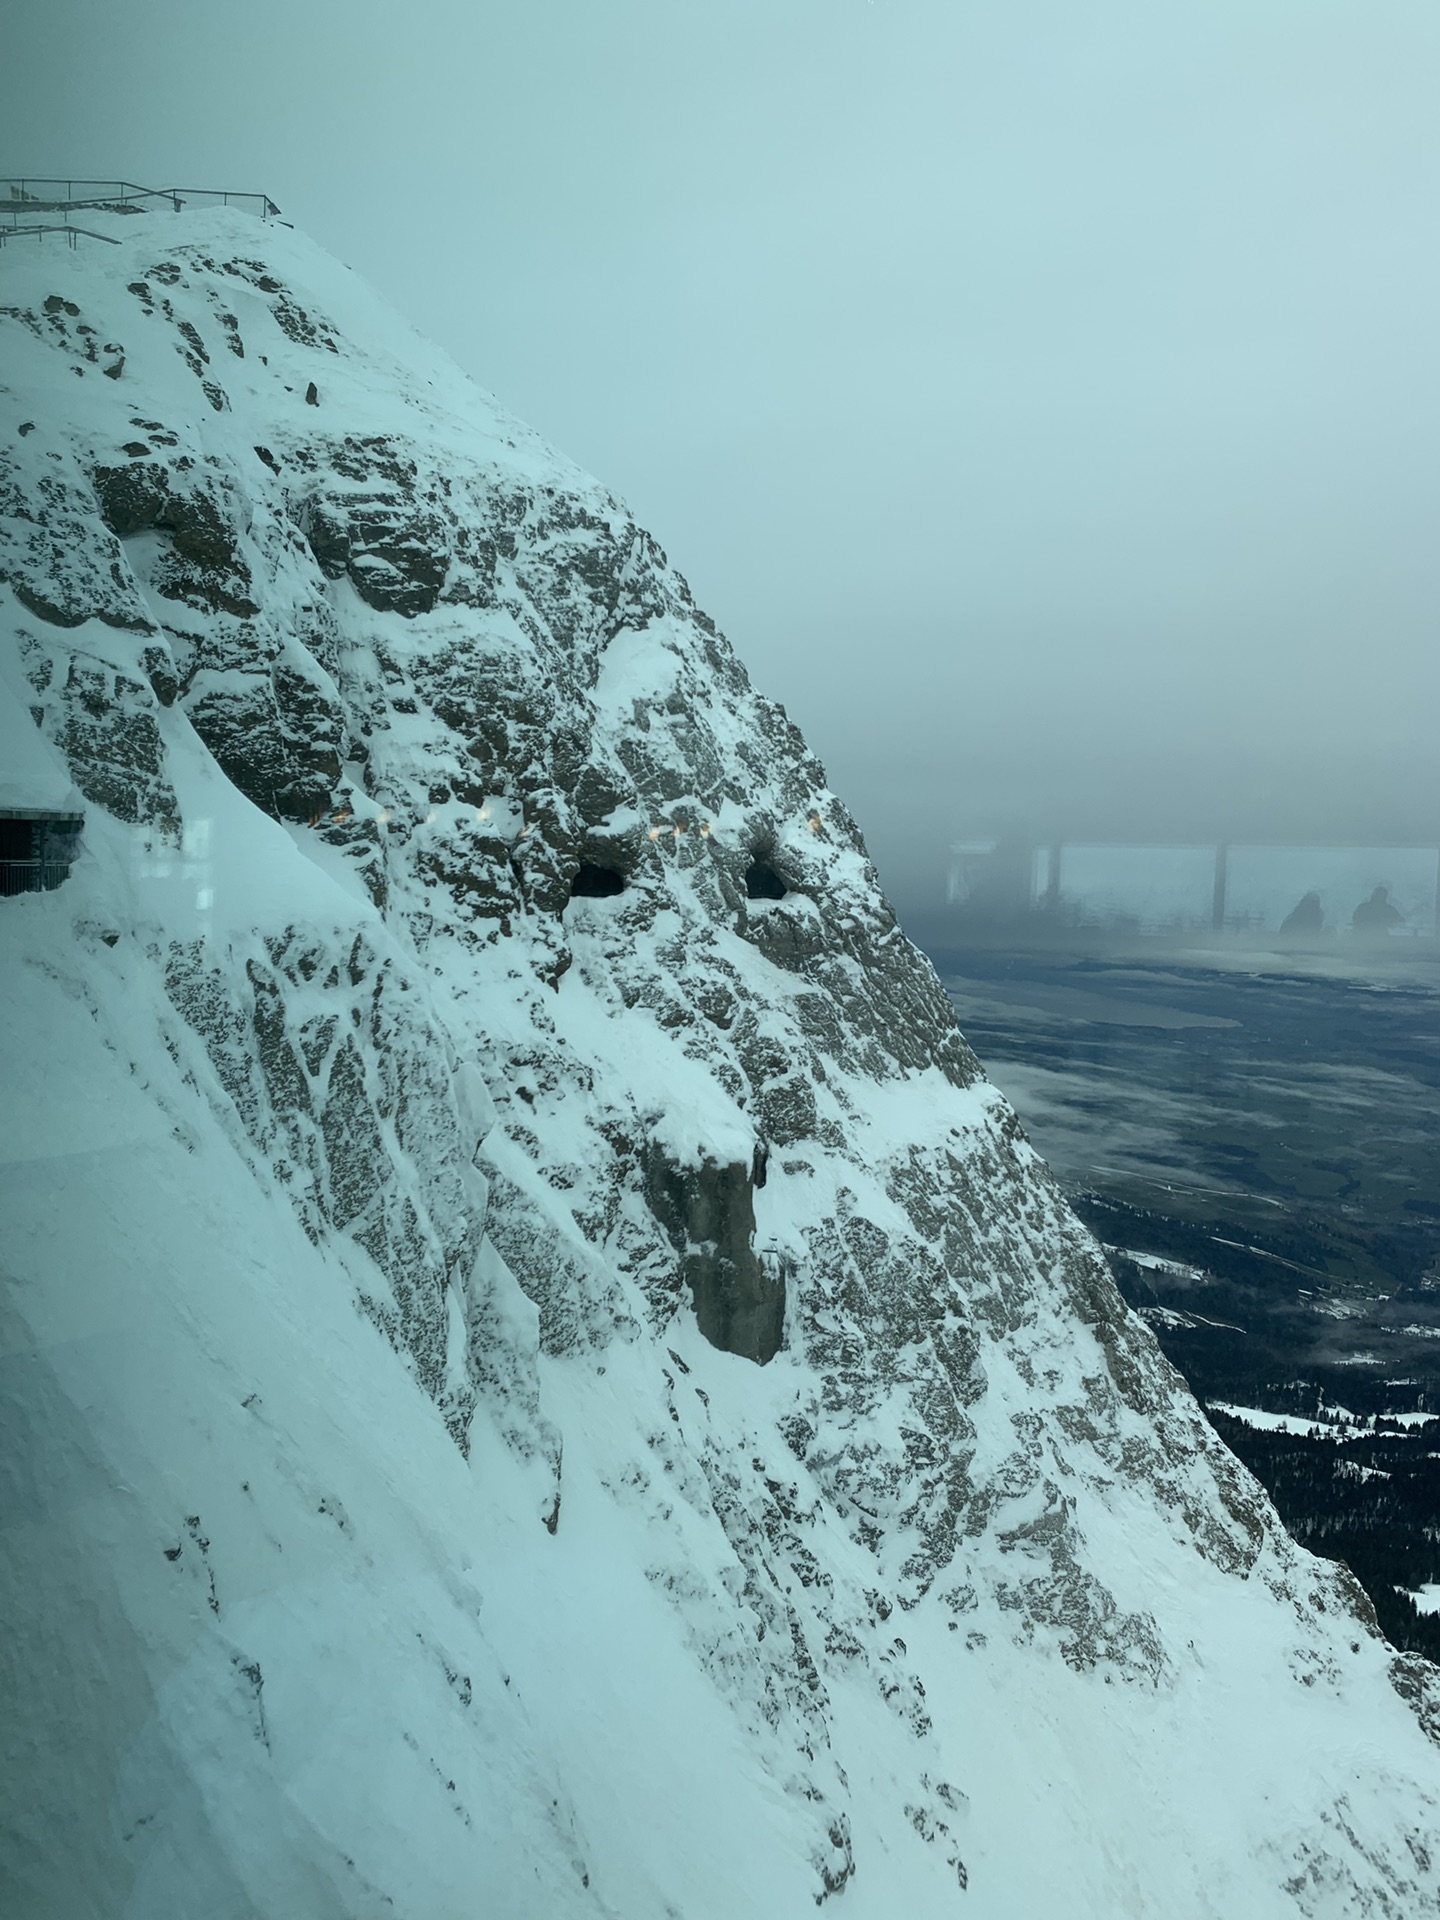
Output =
[{"x1": 1, "y1": 180, "x2": 281, "y2": 248}]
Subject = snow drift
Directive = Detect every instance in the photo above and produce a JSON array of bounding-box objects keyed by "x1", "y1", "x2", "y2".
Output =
[{"x1": 2, "y1": 205, "x2": 1438, "y2": 1918}]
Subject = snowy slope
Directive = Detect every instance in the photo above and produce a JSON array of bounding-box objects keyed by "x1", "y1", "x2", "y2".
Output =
[{"x1": 2, "y1": 206, "x2": 1438, "y2": 1919}]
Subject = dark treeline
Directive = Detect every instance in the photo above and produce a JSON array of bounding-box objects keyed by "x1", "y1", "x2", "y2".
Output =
[{"x1": 1207, "y1": 1411, "x2": 1440, "y2": 1661}]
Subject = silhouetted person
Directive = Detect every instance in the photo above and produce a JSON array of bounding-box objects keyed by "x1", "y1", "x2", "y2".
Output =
[
  {"x1": 1281, "y1": 890, "x2": 1324, "y2": 936},
  {"x1": 1352, "y1": 885, "x2": 1404, "y2": 935}
]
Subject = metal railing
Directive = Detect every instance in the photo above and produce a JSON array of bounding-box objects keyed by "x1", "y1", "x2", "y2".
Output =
[
  {"x1": 2, "y1": 178, "x2": 282, "y2": 224},
  {"x1": 0, "y1": 222, "x2": 119, "y2": 248}
]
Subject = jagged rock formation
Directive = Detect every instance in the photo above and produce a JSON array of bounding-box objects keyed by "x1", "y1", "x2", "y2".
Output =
[{"x1": 2, "y1": 208, "x2": 1438, "y2": 1920}]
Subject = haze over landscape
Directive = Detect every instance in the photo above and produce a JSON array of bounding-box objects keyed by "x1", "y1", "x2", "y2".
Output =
[{"x1": 7, "y1": 0, "x2": 1438, "y2": 914}]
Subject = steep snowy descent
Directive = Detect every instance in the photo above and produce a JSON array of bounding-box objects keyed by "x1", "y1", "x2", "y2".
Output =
[{"x1": 2, "y1": 206, "x2": 1438, "y2": 1918}]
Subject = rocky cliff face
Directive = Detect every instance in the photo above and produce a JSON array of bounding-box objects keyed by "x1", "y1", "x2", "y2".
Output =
[{"x1": 3, "y1": 209, "x2": 1438, "y2": 1920}]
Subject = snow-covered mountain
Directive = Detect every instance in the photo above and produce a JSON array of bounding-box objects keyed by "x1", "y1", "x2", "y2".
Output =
[{"x1": 2, "y1": 205, "x2": 1437, "y2": 1919}]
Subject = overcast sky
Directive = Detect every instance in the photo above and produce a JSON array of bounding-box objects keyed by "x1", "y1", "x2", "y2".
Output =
[{"x1": 6, "y1": 0, "x2": 1439, "y2": 909}]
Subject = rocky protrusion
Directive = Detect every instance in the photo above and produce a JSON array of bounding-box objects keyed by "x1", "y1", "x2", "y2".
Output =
[
  {"x1": 644, "y1": 1147, "x2": 784, "y2": 1363},
  {"x1": 185, "y1": 656, "x2": 345, "y2": 824},
  {"x1": 289, "y1": 436, "x2": 456, "y2": 617},
  {"x1": 17, "y1": 631, "x2": 180, "y2": 835},
  {"x1": 92, "y1": 459, "x2": 260, "y2": 617}
]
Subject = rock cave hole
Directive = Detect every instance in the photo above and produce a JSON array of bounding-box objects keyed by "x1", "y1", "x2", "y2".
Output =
[
  {"x1": 745, "y1": 860, "x2": 788, "y2": 901},
  {"x1": 569, "y1": 862, "x2": 627, "y2": 900}
]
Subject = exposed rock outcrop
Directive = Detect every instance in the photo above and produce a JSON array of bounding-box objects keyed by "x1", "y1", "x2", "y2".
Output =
[{"x1": 644, "y1": 1146, "x2": 784, "y2": 1363}]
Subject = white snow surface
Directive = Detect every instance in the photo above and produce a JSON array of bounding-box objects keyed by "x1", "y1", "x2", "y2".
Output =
[
  {"x1": 1209, "y1": 1404, "x2": 1365, "y2": 1442},
  {"x1": 1212, "y1": 1403, "x2": 1440, "y2": 1445},
  {"x1": 2, "y1": 208, "x2": 1439, "y2": 1919}
]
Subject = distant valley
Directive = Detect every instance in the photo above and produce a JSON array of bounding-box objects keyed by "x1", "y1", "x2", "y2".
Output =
[{"x1": 923, "y1": 937, "x2": 1440, "y2": 1656}]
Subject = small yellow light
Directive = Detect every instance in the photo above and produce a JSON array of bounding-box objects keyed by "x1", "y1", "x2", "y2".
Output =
[
  {"x1": 699, "y1": 821, "x2": 712, "y2": 837},
  {"x1": 648, "y1": 826, "x2": 662, "y2": 841},
  {"x1": 672, "y1": 824, "x2": 684, "y2": 839},
  {"x1": 807, "y1": 813, "x2": 822, "y2": 833}
]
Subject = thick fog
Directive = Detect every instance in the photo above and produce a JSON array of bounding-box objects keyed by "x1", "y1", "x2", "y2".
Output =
[{"x1": 7, "y1": 0, "x2": 1439, "y2": 914}]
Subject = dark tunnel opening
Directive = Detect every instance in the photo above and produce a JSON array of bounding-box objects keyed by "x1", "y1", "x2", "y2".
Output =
[
  {"x1": 744, "y1": 862, "x2": 788, "y2": 901},
  {"x1": 570, "y1": 862, "x2": 627, "y2": 899}
]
